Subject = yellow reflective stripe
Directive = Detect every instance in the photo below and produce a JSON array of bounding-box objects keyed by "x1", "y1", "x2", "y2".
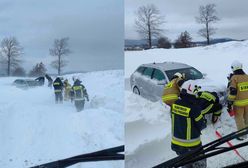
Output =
[
  {"x1": 201, "y1": 104, "x2": 214, "y2": 115},
  {"x1": 234, "y1": 99, "x2": 248, "y2": 106},
  {"x1": 238, "y1": 82, "x2": 248, "y2": 91},
  {"x1": 228, "y1": 95, "x2": 236, "y2": 101},
  {"x1": 165, "y1": 81, "x2": 173, "y2": 89},
  {"x1": 172, "y1": 114, "x2": 175, "y2": 135},
  {"x1": 172, "y1": 104, "x2": 191, "y2": 117},
  {"x1": 200, "y1": 92, "x2": 216, "y2": 102},
  {"x1": 195, "y1": 114, "x2": 203, "y2": 122},
  {"x1": 54, "y1": 90, "x2": 62, "y2": 93},
  {"x1": 187, "y1": 118, "x2": 191, "y2": 140},
  {"x1": 172, "y1": 137, "x2": 201, "y2": 147},
  {"x1": 75, "y1": 98, "x2": 84, "y2": 101},
  {"x1": 162, "y1": 94, "x2": 178, "y2": 101},
  {"x1": 73, "y1": 86, "x2": 82, "y2": 91},
  {"x1": 214, "y1": 110, "x2": 222, "y2": 115},
  {"x1": 53, "y1": 82, "x2": 60, "y2": 85}
]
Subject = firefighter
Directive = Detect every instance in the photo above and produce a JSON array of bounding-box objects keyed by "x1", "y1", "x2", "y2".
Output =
[
  {"x1": 53, "y1": 77, "x2": 64, "y2": 104},
  {"x1": 63, "y1": 79, "x2": 72, "y2": 101},
  {"x1": 196, "y1": 90, "x2": 222, "y2": 124},
  {"x1": 72, "y1": 79, "x2": 89, "y2": 112},
  {"x1": 227, "y1": 60, "x2": 248, "y2": 140},
  {"x1": 162, "y1": 72, "x2": 185, "y2": 107},
  {"x1": 171, "y1": 82, "x2": 207, "y2": 168},
  {"x1": 45, "y1": 74, "x2": 53, "y2": 87}
]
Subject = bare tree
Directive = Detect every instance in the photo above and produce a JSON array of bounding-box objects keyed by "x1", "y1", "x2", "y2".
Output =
[
  {"x1": 135, "y1": 4, "x2": 165, "y2": 49},
  {"x1": 50, "y1": 37, "x2": 71, "y2": 75},
  {"x1": 0, "y1": 37, "x2": 23, "y2": 76},
  {"x1": 196, "y1": 4, "x2": 220, "y2": 45}
]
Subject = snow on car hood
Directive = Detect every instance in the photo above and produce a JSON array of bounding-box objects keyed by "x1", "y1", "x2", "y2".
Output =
[{"x1": 184, "y1": 78, "x2": 227, "y2": 93}]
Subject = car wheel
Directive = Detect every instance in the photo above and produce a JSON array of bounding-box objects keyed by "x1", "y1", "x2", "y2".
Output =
[{"x1": 133, "y1": 86, "x2": 140, "y2": 95}]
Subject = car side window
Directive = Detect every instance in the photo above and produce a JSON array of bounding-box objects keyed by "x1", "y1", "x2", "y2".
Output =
[
  {"x1": 189, "y1": 68, "x2": 203, "y2": 79},
  {"x1": 18, "y1": 80, "x2": 24, "y2": 84},
  {"x1": 136, "y1": 66, "x2": 146, "y2": 74},
  {"x1": 152, "y1": 69, "x2": 165, "y2": 81},
  {"x1": 143, "y1": 67, "x2": 154, "y2": 78}
]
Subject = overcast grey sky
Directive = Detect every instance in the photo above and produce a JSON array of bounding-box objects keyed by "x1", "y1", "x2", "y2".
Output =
[
  {"x1": 0, "y1": 0, "x2": 123, "y2": 73},
  {"x1": 125, "y1": 0, "x2": 248, "y2": 41}
]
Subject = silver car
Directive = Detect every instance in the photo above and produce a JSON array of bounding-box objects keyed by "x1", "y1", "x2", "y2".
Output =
[
  {"x1": 130, "y1": 62, "x2": 226, "y2": 103},
  {"x1": 13, "y1": 77, "x2": 45, "y2": 89}
]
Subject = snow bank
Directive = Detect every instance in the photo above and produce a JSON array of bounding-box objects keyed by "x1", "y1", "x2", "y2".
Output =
[
  {"x1": 0, "y1": 70, "x2": 124, "y2": 168},
  {"x1": 125, "y1": 41, "x2": 248, "y2": 168},
  {"x1": 125, "y1": 92, "x2": 171, "y2": 153}
]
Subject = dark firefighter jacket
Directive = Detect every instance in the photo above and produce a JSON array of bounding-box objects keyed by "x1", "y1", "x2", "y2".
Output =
[
  {"x1": 228, "y1": 69, "x2": 248, "y2": 107},
  {"x1": 197, "y1": 91, "x2": 222, "y2": 116},
  {"x1": 171, "y1": 94, "x2": 206, "y2": 148},
  {"x1": 72, "y1": 80, "x2": 89, "y2": 101},
  {"x1": 53, "y1": 78, "x2": 63, "y2": 93}
]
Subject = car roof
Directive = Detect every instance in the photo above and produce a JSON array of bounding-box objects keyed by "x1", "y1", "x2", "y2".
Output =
[
  {"x1": 14, "y1": 79, "x2": 35, "y2": 82},
  {"x1": 141, "y1": 62, "x2": 191, "y2": 71}
]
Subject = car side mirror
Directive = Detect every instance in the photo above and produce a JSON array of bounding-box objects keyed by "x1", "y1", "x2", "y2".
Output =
[
  {"x1": 157, "y1": 80, "x2": 166, "y2": 85},
  {"x1": 202, "y1": 73, "x2": 207, "y2": 78}
]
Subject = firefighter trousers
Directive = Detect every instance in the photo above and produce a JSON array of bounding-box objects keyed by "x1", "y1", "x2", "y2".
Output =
[
  {"x1": 173, "y1": 144, "x2": 207, "y2": 168},
  {"x1": 55, "y1": 92, "x2": 63, "y2": 103},
  {"x1": 233, "y1": 106, "x2": 248, "y2": 131}
]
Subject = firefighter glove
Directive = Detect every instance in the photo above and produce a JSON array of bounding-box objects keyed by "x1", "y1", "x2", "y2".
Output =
[{"x1": 227, "y1": 101, "x2": 233, "y2": 113}]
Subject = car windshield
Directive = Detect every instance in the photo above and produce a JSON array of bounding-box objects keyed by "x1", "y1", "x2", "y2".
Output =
[{"x1": 165, "y1": 67, "x2": 203, "y2": 81}]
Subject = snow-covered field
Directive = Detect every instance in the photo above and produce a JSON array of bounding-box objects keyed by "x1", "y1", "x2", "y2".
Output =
[
  {"x1": 125, "y1": 40, "x2": 248, "y2": 168},
  {"x1": 0, "y1": 70, "x2": 124, "y2": 168}
]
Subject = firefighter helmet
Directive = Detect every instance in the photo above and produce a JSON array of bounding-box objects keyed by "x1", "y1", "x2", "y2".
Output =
[
  {"x1": 181, "y1": 81, "x2": 201, "y2": 95},
  {"x1": 231, "y1": 60, "x2": 242, "y2": 72},
  {"x1": 174, "y1": 72, "x2": 185, "y2": 79}
]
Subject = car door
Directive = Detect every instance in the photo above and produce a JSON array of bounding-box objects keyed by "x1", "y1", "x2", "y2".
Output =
[
  {"x1": 151, "y1": 69, "x2": 166, "y2": 101},
  {"x1": 131, "y1": 66, "x2": 146, "y2": 92},
  {"x1": 140, "y1": 67, "x2": 154, "y2": 100}
]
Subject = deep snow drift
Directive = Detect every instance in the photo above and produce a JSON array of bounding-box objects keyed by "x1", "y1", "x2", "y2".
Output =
[
  {"x1": 0, "y1": 70, "x2": 124, "y2": 168},
  {"x1": 125, "y1": 40, "x2": 248, "y2": 168}
]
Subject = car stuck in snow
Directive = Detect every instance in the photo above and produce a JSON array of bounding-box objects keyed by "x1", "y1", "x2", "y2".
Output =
[
  {"x1": 130, "y1": 62, "x2": 227, "y2": 104},
  {"x1": 12, "y1": 76, "x2": 45, "y2": 89}
]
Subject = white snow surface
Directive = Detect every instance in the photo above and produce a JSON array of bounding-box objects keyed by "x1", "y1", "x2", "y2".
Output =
[
  {"x1": 125, "y1": 41, "x2": 248, "y2": 168},
  {"x1": 0, "y1": 70, "x2": 124, "y2": 168}
]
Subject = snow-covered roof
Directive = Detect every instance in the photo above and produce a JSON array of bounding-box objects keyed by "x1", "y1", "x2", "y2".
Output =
[{"x1": 142, "y1": 61, "x2": 190, "y2": 71}]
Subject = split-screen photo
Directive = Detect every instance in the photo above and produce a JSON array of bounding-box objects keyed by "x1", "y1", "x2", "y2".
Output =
[{"x1": 1, "y1": 0, "x2": 248, "y2": 168}]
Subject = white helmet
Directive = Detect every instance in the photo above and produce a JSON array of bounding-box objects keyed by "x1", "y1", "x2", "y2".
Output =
[
  {"x1": 174, "y1": 72, "x2": 185, "y2": 79},
  {"x1": 181, "y1": 80, "x2": 201, "y2": 96},
  {"x1": 231, "y1": 60, "x2": 242, "y2": 72}
]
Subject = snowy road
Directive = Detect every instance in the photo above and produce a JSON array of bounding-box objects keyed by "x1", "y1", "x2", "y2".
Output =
[{"x1": 0, "y1": 70, "x2": 124, "y2": 168}]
